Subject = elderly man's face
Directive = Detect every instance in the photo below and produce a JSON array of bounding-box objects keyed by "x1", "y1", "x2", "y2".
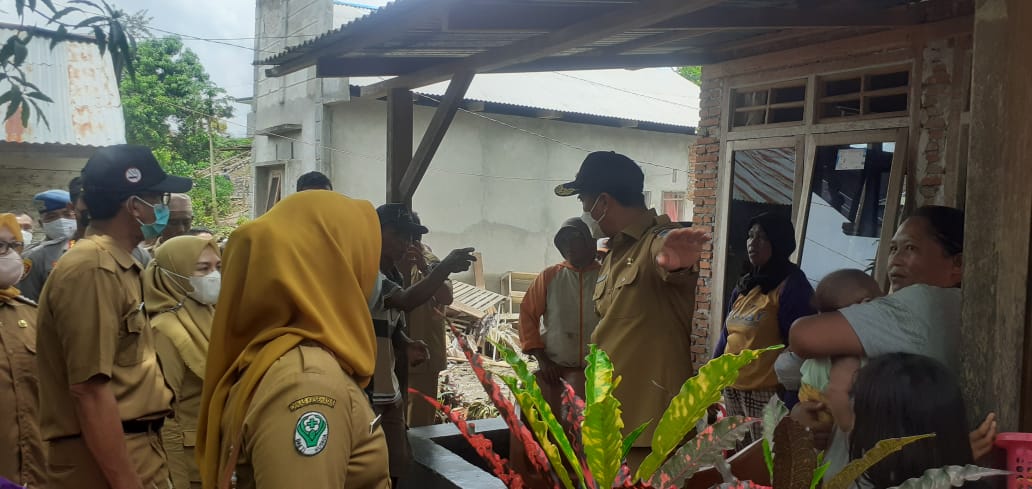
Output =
[{"x1": 162, "y1": 210, "x2": 193, "y2": 240}]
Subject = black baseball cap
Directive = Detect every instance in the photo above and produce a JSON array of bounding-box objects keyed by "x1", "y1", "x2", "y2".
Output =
[
  {"x1": 376, "y1": 203, "x2": 429, "y2": 236},
  {"x1": 555, "y1": 151, "x2": 644, "y2": 198},
  {"x1": 81, "y1": 144, "x2": 193, "y2": 195}
]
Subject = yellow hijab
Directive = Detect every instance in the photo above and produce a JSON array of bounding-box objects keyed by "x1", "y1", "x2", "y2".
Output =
[
  {"x1": 0, "y1": 213, "x2": 23, "y2": 300},
  {"x1": 196, "y1": 191, "x2": 381, "y2": 489},
  {"x1": 143, "y1": 235, "x2": 219, "y2": 378}
]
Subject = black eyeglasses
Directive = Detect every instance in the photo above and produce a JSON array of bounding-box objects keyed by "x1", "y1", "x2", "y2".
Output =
[{"x1": 0, "y1": 240, "x2": 25, "y2": 255}]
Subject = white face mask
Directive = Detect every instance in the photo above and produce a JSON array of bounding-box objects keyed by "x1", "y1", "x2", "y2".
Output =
[
  {"x1": 21, "y1": 230, "x2": 32, "y2": 246},
  {"x1": 43, "y1": 218, "x2": 77, "y2": 241},
  {"x1": 0, "y1": 251, "x2": 23, "y2": 289},
  {"x1": 581, "y1": 195, "x2": 608, "y2": 239},
  {"x1": 188, "y1": 270, "x2": 222, "y2": 305}
]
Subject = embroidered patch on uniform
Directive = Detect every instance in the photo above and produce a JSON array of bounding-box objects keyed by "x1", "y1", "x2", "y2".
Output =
[
  {"x1": 125, "y1": 167, "x2": 142, "y2": 183},
  {"x1": 294, "y1": 411, "x2": 328, "y2": 456},
  {"x1": 22, "y1": 258, "x2": 31, "y2": 276},
  {"x1": 289, "y1": 395, "x2": 337, "y2": 412}
]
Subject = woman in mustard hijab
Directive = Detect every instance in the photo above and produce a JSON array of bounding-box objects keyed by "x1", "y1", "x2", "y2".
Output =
[
  {"x1": 196, "y1": 191, "x2": 389, "y2": 489},
  {"x1": 143, "y1": 235, "x2": 222, "y2": 489},
  {"x1": 0, "y1": 213, "x2": 44, "y2": 487}
]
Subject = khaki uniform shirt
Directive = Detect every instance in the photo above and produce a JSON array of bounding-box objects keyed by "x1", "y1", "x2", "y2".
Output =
[
  {"x1": 405, "y1": 248, "x2": 450, "y2": 375},
  {"x1": 153, "y1": 317, "x2": 205, "y2": 489},
  {"x1": 36, "y1": 234, "x2": 173, "y2": 440},
  {"x1": 592, "y1": 211, "x2": 699, "y2": 447},
  {"x1": 19, "y1": 237, "x2": 71, "y2": 301},
  {"x1": 224, "y1": 344, "x2": 390, "y2": 489},
  {"x1": 0, "y1": 296, "x2": 44, "y2": 486}
]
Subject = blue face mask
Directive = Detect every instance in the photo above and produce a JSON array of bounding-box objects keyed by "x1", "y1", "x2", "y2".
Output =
[{"x1": 133, "y1": 197, "x2": 170, "y2": 240}]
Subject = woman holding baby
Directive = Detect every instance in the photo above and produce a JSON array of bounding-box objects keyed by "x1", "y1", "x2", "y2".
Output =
[
  {"x1": 713, "y1": 212, "x2": 815, "y2": 447},
  {"x1": 788, "y1": 205, "x2": 996, "y2": 479}
]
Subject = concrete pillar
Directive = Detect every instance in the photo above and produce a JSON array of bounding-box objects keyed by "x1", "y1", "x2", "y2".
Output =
[{"x1": 961, "y1": 0, "x2": 1032, "y2": 432}]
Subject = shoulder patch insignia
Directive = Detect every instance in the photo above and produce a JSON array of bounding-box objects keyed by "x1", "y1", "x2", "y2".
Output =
[
  {"x1": 294, "y1": 411, "x2": 329, "y2": 456},
  {"x1": 22, "y1": 258, "x2": 31, "y2": 277},
  {"x1": 289, "y1": 395, "x2": 337, "y2": 412}
]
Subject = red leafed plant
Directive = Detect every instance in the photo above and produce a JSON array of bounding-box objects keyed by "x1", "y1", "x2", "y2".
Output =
[
  {"x1": 409, "y1": 389, "x2": 527, "y2": 489},
  {"x1": 446, "y1": 321, "x2": 560, "y2": 489}
]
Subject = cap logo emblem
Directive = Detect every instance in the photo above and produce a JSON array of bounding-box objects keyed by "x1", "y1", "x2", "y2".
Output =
[{"x1": 125, "y1": 167, "x2": 142, "y2": 183}]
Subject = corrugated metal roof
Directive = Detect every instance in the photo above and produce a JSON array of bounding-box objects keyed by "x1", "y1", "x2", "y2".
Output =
[
  {"x1": 258, "y1": 0, "x2": 941, "y2": 77},
  {"x1": 732, "y1": 147, "x2": 794, "y2": 205},
  {"x1": 0, "y1": 26, "x2": 126, "y2": 147},
  {"x1": 351, "y1": 67, "x2": 701, "y2": 128}
]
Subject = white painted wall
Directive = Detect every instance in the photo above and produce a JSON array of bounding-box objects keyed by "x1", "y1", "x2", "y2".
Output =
[{"x1": 325, "y1": 97, "x2": 695, "y2": 290}]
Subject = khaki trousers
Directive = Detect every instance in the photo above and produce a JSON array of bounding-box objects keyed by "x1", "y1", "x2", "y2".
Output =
[
  {"x1": 46, "y1": 429, "x2": 170, "y2": 489},
  {"x1": 406, "y1": 370, "x2": 442, "y2": 427}
]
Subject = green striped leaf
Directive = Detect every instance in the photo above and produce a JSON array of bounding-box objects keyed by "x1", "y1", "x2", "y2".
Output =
[
  {"x1": 583, "y1": 345, "x2": 624, "y2": 489},
  {"x1": 514, "y1": 390, "x2": 576, "y2": 489},
  {"x1": 649, "y1": 416, "x2": 757, "y2": 489},
  {"x1": 635, "y1": 345, "x2": 784, "y2": 482},
  {"x1": 494, "y1": 341, "x2": 586, "y2": 489},
  {"x1": 825, "y1": 434, "x2": 935, "y2": 489}
]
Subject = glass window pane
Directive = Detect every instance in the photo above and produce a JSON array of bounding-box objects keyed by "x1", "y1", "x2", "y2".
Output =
[{"x1": 799, "y1": 143, "x2": 896, "y2": 286}]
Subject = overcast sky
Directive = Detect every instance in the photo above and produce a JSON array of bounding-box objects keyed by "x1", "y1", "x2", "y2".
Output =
[{"x1": 1, "y1": 0, "x2": 394, "y2": 136}]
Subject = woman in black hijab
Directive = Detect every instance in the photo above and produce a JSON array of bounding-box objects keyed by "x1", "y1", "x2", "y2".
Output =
[{"x1": 713, "y1": 212, "x2": 814, "y2": 447}]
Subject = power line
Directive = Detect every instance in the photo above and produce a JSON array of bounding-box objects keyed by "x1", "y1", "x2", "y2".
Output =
[{"x1": 550, "y1": 71, "x2": 698, "y2": 109}]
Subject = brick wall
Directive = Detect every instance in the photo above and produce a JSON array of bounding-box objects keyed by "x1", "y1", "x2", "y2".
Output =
[
  {"x1": 690, "y1": 78, "x2": 723, "y2": 371},
  {"x1": 916, "y1": 39, "x2": 954, "y2": 205}
]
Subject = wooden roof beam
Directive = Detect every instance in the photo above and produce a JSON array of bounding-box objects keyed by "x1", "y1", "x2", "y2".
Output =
[
  {"x1": 318, "y1": 52, "x2": 712, "y2": 78},
  {"x1": 442, "y1": 5, "x2": 923, "y2": 32},
  {"x1": 651, "y1": 6, "x2": 922, "y2": 29},
  {"x1": 585, "y1": 29, "x2": 717, "y2": 56},
  {"x1": 399, "y1": 71, "x2": 475, "y2": 202},
  {"x1": 358, "y1": 0, "x2": 724, "y2": 98}
]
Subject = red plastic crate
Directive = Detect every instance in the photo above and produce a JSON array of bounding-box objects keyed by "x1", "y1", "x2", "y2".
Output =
[{"x1": 996, "y1": 433, "x2": 1032, "y2": 489}]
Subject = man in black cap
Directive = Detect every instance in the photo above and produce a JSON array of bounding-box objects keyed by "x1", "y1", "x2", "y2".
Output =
[
  {"x1": 402, "y1": 212, "x2": 454, "y2": 428},
  {"x1": 555, "y1": 151, "x2": 710, "y2": 472},
  {"x1": 36, "y1": 144, "x2": 192, "y2": 489},
  {"x1": 370, "y1": 203, "x2": 475, "y2": 486}
]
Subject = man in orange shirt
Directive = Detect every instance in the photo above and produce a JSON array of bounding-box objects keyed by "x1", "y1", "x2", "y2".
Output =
[{"x1": 518, "y1": 217, "x2": 600, "y2": 410}]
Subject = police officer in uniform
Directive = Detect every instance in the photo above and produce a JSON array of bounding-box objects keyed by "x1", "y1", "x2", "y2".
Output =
[
  {"x1": 0, "y1": 213, "x2": 44, "y2": 487},
  {"x1": 555, "y1": 151, "x2": 710, "y2": 471},
  {"x1": 19, "y1": 189, "x2": 77, "y2": 301},
  {"x1": 36, "y1": 144, "x2": 189, "y2": 489}
]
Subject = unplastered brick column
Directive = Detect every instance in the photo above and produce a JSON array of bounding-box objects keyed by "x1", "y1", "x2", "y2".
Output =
[
  {"x1": 916, "y1": 39, "x2": 955, "y2": 205},
  {"x1": 689, "y1": 76, "x2": 723, "y2": 371}
]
